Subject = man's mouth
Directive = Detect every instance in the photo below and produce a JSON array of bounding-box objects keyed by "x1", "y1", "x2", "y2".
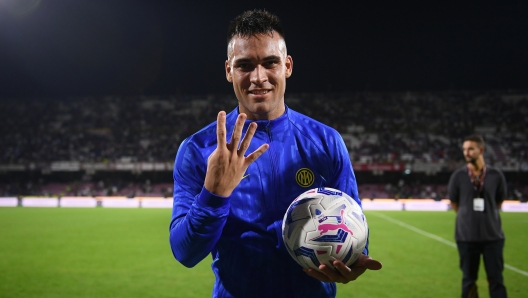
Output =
[{"x1": 249, "y1": 90, "x2": 270, "y2": 95}]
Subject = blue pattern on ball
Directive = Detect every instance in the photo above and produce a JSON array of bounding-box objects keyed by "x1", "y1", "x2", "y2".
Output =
[
  {"x1": 294, "y1": 246, "x2": 320, "y2": 267},
  {"x1": 311, "y1": 228, "x2": 349, "y2": 243}
]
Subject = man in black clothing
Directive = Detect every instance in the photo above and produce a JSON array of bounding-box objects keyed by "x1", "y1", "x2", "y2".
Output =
[{"x1": 448, "y1": 135, "x2": 507, "y2": 298}]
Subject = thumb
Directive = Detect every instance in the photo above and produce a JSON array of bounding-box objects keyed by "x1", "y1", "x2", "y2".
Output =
[{"x1": 365, "y1": 258, "x2": 383, "y2": 270}]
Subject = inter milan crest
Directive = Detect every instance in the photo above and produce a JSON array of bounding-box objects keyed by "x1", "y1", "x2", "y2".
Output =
[{"x1": 296, "y1": 168, "x2": 314, "y2": 187}]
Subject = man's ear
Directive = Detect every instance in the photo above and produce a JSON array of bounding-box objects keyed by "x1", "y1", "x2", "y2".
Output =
[
  {"x1": 225, "y1": 60, "x2": 232, "y2": 82},
  {"x1": 285, "y1": 55, "x2": 293, "y2": 78}
]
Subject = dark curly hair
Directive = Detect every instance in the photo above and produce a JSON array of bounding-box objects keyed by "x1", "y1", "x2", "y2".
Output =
[{"x1": 227, "y1": 9, "x2": 285, "y2": 44}]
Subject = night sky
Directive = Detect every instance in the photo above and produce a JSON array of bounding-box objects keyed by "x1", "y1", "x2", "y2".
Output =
[{"x1": 0, "y1": 0, "x2": 527, "y2": 98}]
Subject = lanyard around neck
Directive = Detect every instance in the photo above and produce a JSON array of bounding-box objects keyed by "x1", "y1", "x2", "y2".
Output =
[{"x1": 467, "y1": 165, "x2": 486, "y2": 193}]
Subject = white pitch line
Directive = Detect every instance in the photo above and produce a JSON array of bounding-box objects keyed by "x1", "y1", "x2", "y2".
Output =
[
  {"x1": 505, "y1": 264, "x2": 528, "y2": 277},
  {"x1": 369, "y1": 212, "x2": 528, "y2": 277}
]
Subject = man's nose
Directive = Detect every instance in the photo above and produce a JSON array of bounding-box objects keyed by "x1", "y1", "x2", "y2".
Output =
[{"x1": 250, "y1": 65, "x2": 268, "y2": 85}]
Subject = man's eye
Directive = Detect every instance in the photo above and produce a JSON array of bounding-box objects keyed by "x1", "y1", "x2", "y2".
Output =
[
  {"x1": 237, "y1": 63, "x2": 252, "y2": 70},
  {"x1": 264, "y1": 61, "x2": 278, "y2": 67}
]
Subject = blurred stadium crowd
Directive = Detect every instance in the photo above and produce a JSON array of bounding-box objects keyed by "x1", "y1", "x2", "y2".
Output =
[
  {"x1": 1, "y1": 90, "x2": 527, "y2": 199},
  {"x1": 2, "y1": 91, "x2": 527, "y2": 164}
]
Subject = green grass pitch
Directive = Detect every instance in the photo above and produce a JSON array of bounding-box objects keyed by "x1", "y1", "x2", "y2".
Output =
[{"x1": 0, "y1": 208, "x2": 526, "y2": 298}]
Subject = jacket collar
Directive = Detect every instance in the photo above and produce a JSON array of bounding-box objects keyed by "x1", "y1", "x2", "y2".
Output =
[{"x1": 236, "y1": 105, "x2": 289, "y2": 131}]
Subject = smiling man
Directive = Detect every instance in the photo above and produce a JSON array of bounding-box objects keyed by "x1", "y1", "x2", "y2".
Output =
[
  {"x1": 225, "y1": 25, "x2": 291, "y2": 120},
  {"x1": 169, "y1": 9, "x2": 381, "y2": 298}
]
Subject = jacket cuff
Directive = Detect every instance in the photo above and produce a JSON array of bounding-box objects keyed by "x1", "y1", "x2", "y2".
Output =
[{"x1": 195, "y1": 186, "x2": 230, "y2": 209}]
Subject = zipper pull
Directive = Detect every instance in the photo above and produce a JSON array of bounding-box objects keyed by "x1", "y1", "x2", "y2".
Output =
[{"x1": 265, "y1": 125, "x2": 272, "y2": 140}]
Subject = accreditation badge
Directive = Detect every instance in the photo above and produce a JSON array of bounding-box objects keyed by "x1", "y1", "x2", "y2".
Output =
[{"x1": 473, "y1": 198, "x2": 485, "y2": 212}]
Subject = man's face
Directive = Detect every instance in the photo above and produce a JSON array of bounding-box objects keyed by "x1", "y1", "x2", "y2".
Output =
[
  {"x1": 462, "y1": 141, "x2": 483, "y2": 163},
  {"x1": 225, "y1": 32, "x2": 293, "y2": 120}
]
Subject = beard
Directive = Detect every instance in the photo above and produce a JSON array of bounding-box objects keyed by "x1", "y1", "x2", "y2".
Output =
[{"x1": 465, "y1": 156, "x2": 477, "y2": 164}]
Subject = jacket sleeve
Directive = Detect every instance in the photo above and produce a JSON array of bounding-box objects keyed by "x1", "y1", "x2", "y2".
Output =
[
  {"x1": 327, "y1": 131, "x2": 360, "y2": 205},
  {"x1": 327, "y1": 131, "x2": 368, "y2": 255},
  {"x1": 448, "y1": 171, "x2": 459, "y2": 203},
  {"x1": 495, "y1": 169, "x2": 507, "y2": 204},
  {"x1": 169, "y1": 138, "x2": 230, "y2": 268}
]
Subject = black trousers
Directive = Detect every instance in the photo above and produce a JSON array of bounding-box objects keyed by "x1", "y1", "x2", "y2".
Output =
[{"x1": 457, "y1": 240, "x2": 507, "y2": 298}]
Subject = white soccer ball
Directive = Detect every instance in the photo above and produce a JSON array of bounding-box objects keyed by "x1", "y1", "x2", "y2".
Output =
[{"x1": 282, "y1": 187, "x2": 368, "y2": 271}]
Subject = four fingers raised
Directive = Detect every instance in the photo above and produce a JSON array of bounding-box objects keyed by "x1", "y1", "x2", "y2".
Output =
[{"x1": 218, "y1": 111, "x2": 268, "y2": 162}]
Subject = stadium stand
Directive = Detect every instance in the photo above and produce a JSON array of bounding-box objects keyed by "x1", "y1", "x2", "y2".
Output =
[{"x1": 1, "y1": 90, "x2": 527, "y2": 199}]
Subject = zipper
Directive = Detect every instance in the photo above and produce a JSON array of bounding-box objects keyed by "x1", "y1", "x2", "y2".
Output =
[{"x1": 265, "y1": 123, "x2": 279, "y2": 217}]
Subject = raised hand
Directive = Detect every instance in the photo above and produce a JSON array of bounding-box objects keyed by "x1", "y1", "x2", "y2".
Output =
[
  {"x1": 204, "y1": 111, "x2": 269, "y2": 197},
  {"x1": 303, "y1": 254, "x2": 382, "y2": 284}
]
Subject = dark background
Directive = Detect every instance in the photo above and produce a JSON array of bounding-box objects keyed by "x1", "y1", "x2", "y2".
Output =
[{"x1": 1, "y1": 0, "x2": 527, "y2": 98}]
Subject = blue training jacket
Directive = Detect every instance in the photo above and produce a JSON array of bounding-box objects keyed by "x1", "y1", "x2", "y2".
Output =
[{"x1": 169, "y1": 106, "x2": 368, "y2": 298}]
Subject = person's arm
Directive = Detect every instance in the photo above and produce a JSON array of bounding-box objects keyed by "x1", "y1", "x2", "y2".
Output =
[
  {"x1": 496, "y1": 170, "x2": 507, "y2": 210},
  {"x1": 169, "y1": 141, "x2": 230, "y2": 268},
  {"x1": 326, "y1": 131, "x2": 366, "y2": 254},
  {"x1": 448, "y1": 171, "x2": 459, "y2": 213},
  {"x1": 451, "y1": 202, "x2": 459, "y2": 212},
  {"x1": 169, "y1": 112, "x2": 268, "y2": 268},
  {"x1": 305, "y1": 130, "x2": 382, "y2": 283}
]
